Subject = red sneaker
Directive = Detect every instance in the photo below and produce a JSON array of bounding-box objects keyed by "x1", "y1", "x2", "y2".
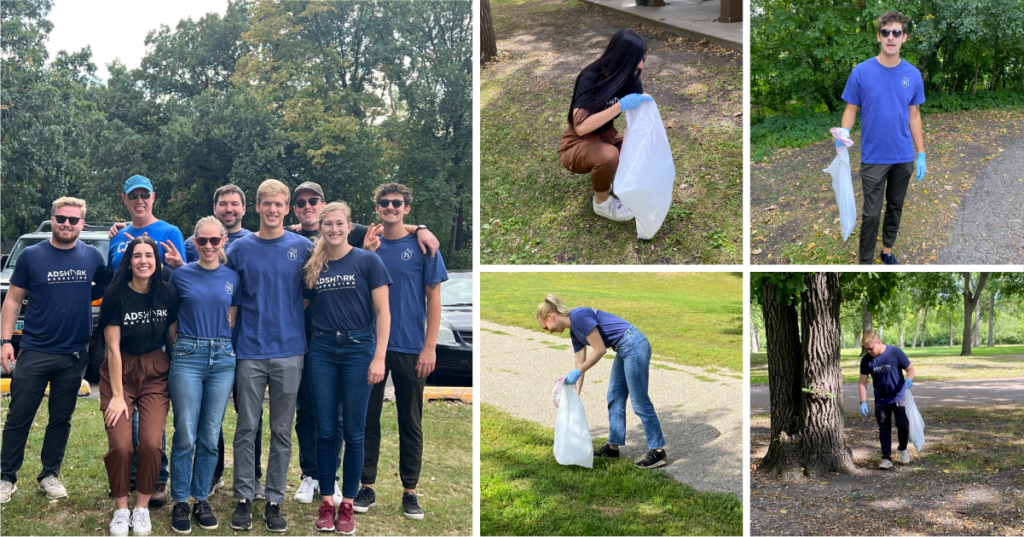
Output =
[
  {"x1": 315, "y1": 501, "x2": 336, "y2": 532},
  {"x1": 335, "y1": 502, "x2": 355, "y2": 535}
]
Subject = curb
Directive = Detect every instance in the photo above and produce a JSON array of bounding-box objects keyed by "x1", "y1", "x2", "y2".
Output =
[
  {"x1": 578, "y1": 0, "x2": 742, "y2": 52},
  {"x1": 424, "y1": 386, "x2": 473, "y2": 403}
]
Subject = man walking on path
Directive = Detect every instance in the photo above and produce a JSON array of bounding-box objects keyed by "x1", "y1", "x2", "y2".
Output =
[
  {"x1": 859, "y1": 330, "x2": 916, "y2": 469},
  {"x1": 0, "y1": 198, "x2": 108, "y2": 503},
  {"x1": 837, "y1": 11, "x2": 926, "y2": 265}
]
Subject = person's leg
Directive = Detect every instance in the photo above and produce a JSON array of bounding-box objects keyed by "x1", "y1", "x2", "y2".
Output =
[
  {"x1": 605, "y1": 352, "x2": 628, "y2": 447},
  {"x1": 305, "y1": 336, "x2": 342, "y2": 498},
  {"x1": 875, "y1": 402, "x2": 894, "y2": 460},
  {"x1": 233, "y1": 359, "x2": 270, "y2": 501},
  {"x1": 858, "y1": 163, "x2": 889, "y2": 264},
  {"x1": 213, "y1": 430, "x2": 225, "y2": 486},
  {"x1": 131, "y1": 407, "x2": 139, "y2": 483},
  {"x1": 388, "y1": 351, "x2": 427, "y2": 491},
  {"x1": 894, "y1": 404, "x2": 910, "y2": 452},
  {"x1": 168, "y1": 343, "x2": 205, "y2": 502},
  {"x1": 294, "y1": 354, "x2": 319, "y2": 479},
  {"x1": 190, "y1": 341, "x2": 236, "y2": 501},
  {"x1": 337, "y1": 330, "x2": 376, "y2": 500},
  {"x1": 559, "y1": 137, "x2": 619, "y2": 202},
  {"x1": 620, "y1": 334, "x2": 666, "y2": 450},
  {"x1": 1, "y1": 350, "x2": 56, "y2": 484},
  {"x1": 880, "y1": 162, "x2": 914, "y2": 254},
  {"x1": 134, "y1": 352, "x2": 170, "y2": 497},
  {"x1": 255, "y1": 414, "x2": 264, "y2": 482},
  {"x1": 264, "y1": 354, "x2": 303, "y2": 505},
  {"x1": 101, "y1": 360, "x2": 137, "y2": 501},
  {"x1": 360, "y1": 363, "x2": 390, "y2": 488},
  {"x1": 37, "y1": 352, "x2": 80, "y2": 482}
]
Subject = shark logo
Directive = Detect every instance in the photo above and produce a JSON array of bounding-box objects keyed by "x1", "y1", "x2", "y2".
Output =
[
  {"x1": 225, "y1": 282, "x2": 234, "y2": 295},
  {"x1": 287, "y1": 247, "x2": 298, "y2": 261},
  {"x1": 401, "y1": 248, "x2": 414, "y2": 261},
  {"x1": 901, "y1": 76, "x2": 910, "y2": 88}
]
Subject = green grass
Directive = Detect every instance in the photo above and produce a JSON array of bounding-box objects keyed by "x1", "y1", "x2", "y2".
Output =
[
  {"x1": 481, "y1": 404, "x2": 742, "y2": 535},
  {"x1": 917, "y1": 406, "x2": 1024, "y2": 482},
  {"x1": 481, "y1": 272, "x2": 743, "y2": 372},
  {"x1": 749, "y1": 345, "x2": 1024, "y2": 384},
  {"x1": 0, "y1": 399, "x2": 472, "y2": 536}
]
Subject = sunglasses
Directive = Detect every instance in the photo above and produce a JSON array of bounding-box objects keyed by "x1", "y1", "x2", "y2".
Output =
[
  {"x1": 127, "y1": 191, "x2": 152, "y2": 201},
  {"x1": 378, "y1": 199, "x2": 405, "y2": 208},
  {"x1": 195, "y1": 237, "x2": 224, "y2": 247},
  {"x1": 879, "y1": 29, "x2": 904, "y2": 38},
  {"x1": 54, "y1": 215, "x2": 82, "y2": 225},
  {"x1": 294, "y1": 197, "x2": 321, "y2": 209}
]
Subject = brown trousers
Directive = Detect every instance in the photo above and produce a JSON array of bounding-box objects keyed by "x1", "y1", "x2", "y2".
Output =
[
  {"x1": 99, "y1": 349, "x2": 170, "y2": 498},
  {"x1": 558, "y1": 127, "x2": 623, "y2": 193}
]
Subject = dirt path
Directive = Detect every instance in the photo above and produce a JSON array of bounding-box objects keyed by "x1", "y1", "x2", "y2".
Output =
[
  {"x1": 750, "y1": 378, "x2": 1023, "y2": 413},
  {"x1": 480, "y1": 321, "x2": 742, "y2": 496}
]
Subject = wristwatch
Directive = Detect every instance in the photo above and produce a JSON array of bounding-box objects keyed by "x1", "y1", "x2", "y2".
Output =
[
  {"x1": 414, "y1": 225, "x2": 428, "y2": 234},
  {"x1": 1, "y1": 339, "x2": 12, "y2": 346}
]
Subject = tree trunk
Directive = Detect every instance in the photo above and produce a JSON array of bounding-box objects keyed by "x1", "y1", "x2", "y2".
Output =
[
  {"x1": 972, "y1": 302, "x2": 982, "y2": 347},
  {"x1": 751, "y1": 321, "x2": 760, "y2": 353},
  {"x1": 949, "y1": 310, "x2": 954, "y2": 347},
  {"x1": 961, "y1": 272, "x2": 990, "y2": 356},
  {"x1": 878, "y1": 323, "x2": 884, "y2": 342},
  {"x1": 988, "y1": 294, "x2": 995, "y2": 347},
  {"x1": 759, "y1": 279, "x2": 804, "y2": 479},
  {"x1": 861, "y1": 299, "x2": 872, "y2": 333},
  {"x1": 481, "y1": 0, "x2": 498, "y2": 62},
  {"x1": 912, "y1": 308, "x2": 923, "y2": 348},
  {"x1": 898, "y1": 323, "x2": 904, "y2": 347},
  {"x1": 972, "y1": 56, "x2": 979, "y2": 96},
  {"x1": 920, "y1": 307, "x2": 929, "y2": 347}
]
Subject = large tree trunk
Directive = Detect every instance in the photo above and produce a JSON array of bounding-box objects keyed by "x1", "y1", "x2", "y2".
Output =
[
  {"x1": 988, "y1": 294, "x2": 995, "y2": 347},
  {"x1": 759, "y1": 279, "x2": 804, "y2": 479},
  {"x1": 481, "y1": 0, "x2": 498, "y2": 62},
  {"x1": 861, "y1": 299, "x2": 872, "y2": 333},
  {"x1": 912, "y1": 308, "x2": 923, "y2": 348},
  {"x1": 961, "y1": 272, "x2": 990, "y2": 356}
]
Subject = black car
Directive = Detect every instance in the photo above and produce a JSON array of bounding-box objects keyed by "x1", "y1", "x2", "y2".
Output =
[{"x1": 429, "y1": 270, "x2": 472, "y2": 384}]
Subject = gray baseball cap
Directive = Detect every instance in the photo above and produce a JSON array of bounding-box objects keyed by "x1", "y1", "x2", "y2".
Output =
[{"x1": 292, "y1": 181, "x2": 324, "y2": 204}]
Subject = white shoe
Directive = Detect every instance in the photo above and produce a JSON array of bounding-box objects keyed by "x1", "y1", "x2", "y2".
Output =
[
  {"x1": 110, "y1": 508, "x2": 131, "y2": 537},
  {"x1": 593, "y1": 196, "x2": 635, "y2": 221},
  {"x1": 879, "y1": 458, "x2": 893, "y2": 469},
  {"x1": 210, "y1": 478, "x2": 225, "y2": 495},
  {"x1": 293, "y1": 475, "x2": 318, "y2": 504},
  {"x1": 38, "y1": 475, "x2": 68, "y2": 499},
  {"x1": 0, "y1": 480, "x2": 16, "y2": 503},
  {"x1": 131, "y1": 507, "x2": 152, "y2": 536},
  {"x1": 898, "y1": 449, "x2": 910, "y2": 464},
  {"x1": 333, "y1": 480, "x2": 342, "y2": 506}
]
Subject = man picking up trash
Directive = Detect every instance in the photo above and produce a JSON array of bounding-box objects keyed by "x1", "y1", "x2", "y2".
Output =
[{"x1": 859, "y1": 330, "x2": 916, "y2": 469}]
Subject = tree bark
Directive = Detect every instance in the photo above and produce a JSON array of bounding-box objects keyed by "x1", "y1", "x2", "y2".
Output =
[
  {"x1": 988, "y1": 294, "x2": 995, "y2": 347},
  {"x1": 898, "y1": 323, "x2": 904, "y2": 348},
  {"x1": 759, "y1": 279, "x2": 804, "y2": 479},
  {"x1": 912, "y1": 308, "x2": 923, "y2": 348},
  {"x1": 861, "y1": 299, "x2": 872, "y2": 333},
  {"x1": 949, "y1": 310, "x2": 954, "y2": 347},
  {"x1": 920, "y1": 307, "x2": 928, "y2": 347},
  {"x1": 961, "y1": 272, "x2": 990, "y2": 356},
  {"x1": 751, "y1": 320, "x2": 760, "y2": 353},
  {"x1": 480, "y1": 0, "x2": 498, "y2": 62},
  {"x1": 973, "y1": 301, "x2": 982, "y2": 347}
]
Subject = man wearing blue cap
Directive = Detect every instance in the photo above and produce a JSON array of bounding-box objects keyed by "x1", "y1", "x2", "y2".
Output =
[{"x1": 107, "y1": 175, "x2": 187, "y2": 271}]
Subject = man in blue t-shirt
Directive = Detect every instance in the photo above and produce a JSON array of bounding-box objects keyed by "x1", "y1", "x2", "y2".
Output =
[
  {"x1": 107, "y1": 175, "x2": 187, "y2": 271},
  {"x1": 859, "y1": 330, "x2": 916, "y2": 469},
  {"x1": 837, "y1": 11, "x2": 926, "y2": 265},
  {"x1": 1, "y1": 197, "x2": 108, "y2": 503},
  {"x1": 356, "y1": 183, "x2": 447, "y2": 521}
]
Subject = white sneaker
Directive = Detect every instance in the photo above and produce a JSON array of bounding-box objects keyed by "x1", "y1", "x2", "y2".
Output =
[
  {"x1": 293, "y1": 475, "x2": 318, "y2": 504},
  {"x1": 593, "y1": 196, "x2": 635, "y2": 221},
  {"x1": 38, "y1": 475, "x2": 68, "y2": 499},
  {"x1": 0, "y1": 480, "x2": 16, "y2": 503},
  {"x1": 898, "y1": 449, "x2": 910, "y2": 464},
  {"x1": 333, "y1": 480, "x2": 342, "y2": 506},
  {"x1": 110, "y1": 508, "x2": 131, "y2": 537},
  {"x1": 879, "y1": 458, "x2": 893, "y2": 469},
  {"x1": 211, "y1": 477, "x2": 225, "y2": 495},
  {"x1": 131, "y1": 506, "x2": 152, "y2": 536}
]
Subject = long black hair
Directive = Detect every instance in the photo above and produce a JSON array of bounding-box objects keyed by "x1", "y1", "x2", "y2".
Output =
[
  {"x1": 567, "y1": 29, "x2": 647, "y2": 130},
  {"x1": 98, "y1": 236, "x2": 166, "y2": 328}
]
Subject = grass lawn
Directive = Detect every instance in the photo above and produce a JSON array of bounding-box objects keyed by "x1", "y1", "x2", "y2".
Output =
[
  {"x1": 481, "y1": 0, "x2": 742, "y2": 265},
  {"x1": 750, "y1": 345, "x2": 1024, "y2": 384},
  {"x1": 481, "y1": 272, "x2": 743, "y2": 372},
  {"x1": 481, "y1": 404, "x2": 742, "y2": 536},
  {"x1": 0, "y1": 398, "x2": 472, "y2": 536}
]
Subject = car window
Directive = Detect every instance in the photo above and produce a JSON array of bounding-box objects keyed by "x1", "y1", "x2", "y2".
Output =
[
  {"x1": 7, "y1": 238, "x2": 110, "y2": 270},
  {"x1": 441, "y1": 275, "x2": 473, "y2": 306}
]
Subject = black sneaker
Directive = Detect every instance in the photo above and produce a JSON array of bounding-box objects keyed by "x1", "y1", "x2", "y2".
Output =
[
  {"x1": 594, "y1": 443, "x2": 620, "y2": 458},
  {"x1": 880, "y1": 252, "x2": 901, "y2": 265},
  {"x1": 192, "y1": 500, "x2": 218, "y2": 530},
  {"x1": 636, "y1": 449, "x2": 668, "y2": 469},
  {"x1": 352, "y1": 487, "x2": 376, "y2": 514},
  {"x1": 171, "y1": 502, "x2": 192, "y2": 534},
  {"x1": 402, "y1": 492, "x2": 424, "y2": 520},
  {"x1": 230, "y1": 499, "x2": 252, "y2": 531},
  {"x1": 264, "y1": 502, "x2": 287, "y2": 532}
]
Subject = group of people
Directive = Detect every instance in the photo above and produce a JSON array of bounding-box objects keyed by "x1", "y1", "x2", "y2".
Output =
[{"x1": 0, "y1": 175, "x2": 447, "y2": 536}]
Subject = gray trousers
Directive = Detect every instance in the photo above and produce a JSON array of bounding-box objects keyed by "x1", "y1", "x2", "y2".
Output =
[{"x1": 232, "y1": 355, "x2": 303, "y2": 504}]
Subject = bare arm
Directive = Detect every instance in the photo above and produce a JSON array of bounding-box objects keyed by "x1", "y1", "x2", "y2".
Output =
[
  {"x1": 859, "y1": 374, "x2": 869, "y2": 402},
  {"x1": 841, "y1": 103, "x2": 858, "y2": 131},
  {"x1": 572, "y1": 105, "x2": 622, "y2": 136},
  {"x1": 416, "y1": 282, "x2": 442, "y2": 378},
  {"x1": 577, "y1": 328, "x2": 608, "y2": 375},
  {"x1": 168, "y1": 321, "x2": 178, "y2": 346},
  {"x1": 228, "y1": 306, "x2": 238, "y2": 329},
  {"x1": 103, "y1": 325, "x2": 130, "y2": 427},
  {"x1": 368, "y1": 286, "x2": 390, "y2": 384},
  {"x1": 909, "y1": 105, "x2": 924, "y2": 153},
  {"x1": 905, "y1": 363, "x2": 916, "y2": 381},
  {"x1": 1, "y1": 285, "x2": 26, "y2": 373}
]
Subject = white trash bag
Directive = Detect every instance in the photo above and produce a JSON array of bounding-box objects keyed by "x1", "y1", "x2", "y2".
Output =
[
  {"x1": 613, "y1": 98, "x2": 676, "y2": 240},
  {"x1": 552, "y1": 382, "x2": 593, "y2": 468},
  {"x1": 903, "y1": 389, "x2": 925, "y2": 452},
  {"x1": 824, "y1": 127, "x2": 856, "y2": 241}
]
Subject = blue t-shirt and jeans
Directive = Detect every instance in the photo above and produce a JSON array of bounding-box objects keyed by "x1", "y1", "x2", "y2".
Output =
[
  {"x1": 860, "y1": 345, "x2": 912, "y2": 460},
  {"x1": 569, "y1": 308, "x2": 665, "y2": 450},
  {"x1": 842, "y1": 58, "x2": 925, "y2": 264}
]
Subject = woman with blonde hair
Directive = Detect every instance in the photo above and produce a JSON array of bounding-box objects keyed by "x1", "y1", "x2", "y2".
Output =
[
  {"x1": 301, "y1": 202, "x2": 391, "y2": 535},
  {"x1": 537, "y1": 293, "x2": 667, "y2": 468}
]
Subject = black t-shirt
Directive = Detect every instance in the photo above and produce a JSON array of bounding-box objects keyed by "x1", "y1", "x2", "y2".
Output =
[
  {"x1": 294, "y1": 224, "x2": 369, "y2": 248},
  {"x1": 101, "y1": 281, "x2": 179, "y2": 355},
  {"x1": 570, "y1": 70, "x2": 643, "y2": 134}
]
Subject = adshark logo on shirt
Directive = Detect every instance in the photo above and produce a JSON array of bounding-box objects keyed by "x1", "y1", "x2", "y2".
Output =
[
  {"x1": 318, "y1": 273, "x2": 356, "y2": 291},
  {"x1": 287, "y1": 247, "x2": 298, "y2": 261},
  {"x1": 47, "y1": 269, "x2": 89, "y2": 285}
]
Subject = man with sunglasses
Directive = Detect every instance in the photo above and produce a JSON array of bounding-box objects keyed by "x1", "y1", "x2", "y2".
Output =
[
  {"x1": 838, "y1": 11, "x2": 926, "y2": 265},
  {"x1": 1, "y1": 198, "x2": 108, "y2": 503},
  {"x1": 108, "y1": 175, "x2": 187, "y2": 271}
]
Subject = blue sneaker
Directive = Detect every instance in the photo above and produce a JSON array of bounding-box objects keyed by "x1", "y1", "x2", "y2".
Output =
[{"x1": 880, "y1": 252, "x2": 900, "y2": 265}]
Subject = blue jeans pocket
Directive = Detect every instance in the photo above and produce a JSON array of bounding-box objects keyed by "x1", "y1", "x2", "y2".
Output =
[{"x1": 174, "y1": 340, "x2": 198, "y2": 358}]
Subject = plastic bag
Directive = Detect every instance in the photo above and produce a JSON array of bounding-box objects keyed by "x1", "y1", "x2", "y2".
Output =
[
  {"x1": 903, "y1": 389, "x2": 925, "y2": 452},
  {"x1": 553, "y1": 383, "x2": 593, "y2": 468},
  {"x1": 613, "y1": 99, "x2": 676, "y2": 240},
  {"x1": 824, "y1": 127, "x2": 856, "y2": 241}
]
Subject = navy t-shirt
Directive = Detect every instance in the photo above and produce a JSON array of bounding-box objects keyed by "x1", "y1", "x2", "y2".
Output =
[
  {"x1": 108, "y1": 219, "x2": 187, "y2": 270},
  {"x1": 169, "y1": 262, "x2": 241, "y2": 339},
  {"x1": 226, "y1": 232, "x2": 313, "y2": 359},
  {"x1": 303, "y1": 248, "x2": 391, "y2": 333},
  {"x1": 570, "y1": 70, "x2": 644, "y2": 133},
  {"x1": 10, "y1": 241, "x2": 107, "y2": 354},
  {"x1": 841, "y1": 58, "x2": 925, "y2": 164},
  {"x1": 100, "y1": 281, "x2": 179, "y2": 355},
  {"x1": 375, "y1": 234, "x2": 447, "y2": 354},
  {"x1": 569, "y1": 307, "x2": 633, "y2": 353},
  {"x1": 859, "y1": 345, "x2": 911, "y2": 404},
  {"x1": 184, "y1": 228, "x2": 252, "y2": 263}
]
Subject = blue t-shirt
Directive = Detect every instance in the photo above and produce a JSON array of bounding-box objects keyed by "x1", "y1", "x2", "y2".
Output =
[
  {"x1": 841, "y1": 58, "x2": 925, "y2": 164},
  {"x1": 226, "y1": 232, "x2": 312, "y2": 359},
  {"x1": 108, "y1": 220, "x2": 187, "y2": 270},
  {"x1": 303, "y1": 248, "x2": 391, "y2": 333},
  {"x1": 568, "y1": 307, "x2": 633, "y2": 353},
  {"x1": 184, "y1": 228, "x2": 253, "y2": 263},
  {"x1": 10, "y1": 241, "x2": 107, "y2": 354},
  {"x1": 859, "y1": 345, "x2": 911, "y2": 404},
  {"x1": 375, "y1": 234, "x2": 447, "y2": 354},
  {"x1": 169, "y1": 262, "x2": 241, "y2": 339}
]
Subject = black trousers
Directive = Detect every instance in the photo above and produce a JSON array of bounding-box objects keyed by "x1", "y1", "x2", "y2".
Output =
[
  {"x1": 1, "y1": 349, "x2": 83, "y2": 484},
  {"x1": 362, "y1": 351, "x2": 426, "y2": 489},
  {"x1": 875, "y1": 402, "x2": 909, "y2": 460},
  {"x1": 859, "y1": 162, "x2": 914, "y2": 264}
]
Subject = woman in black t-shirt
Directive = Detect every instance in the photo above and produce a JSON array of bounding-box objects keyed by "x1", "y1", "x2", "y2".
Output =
[
  {"x1": 559, "y1": 29, "x2": 652, "y2": 222},
  {"x1": 97, "y1": 236, "x2": 179, "y2": 537}
]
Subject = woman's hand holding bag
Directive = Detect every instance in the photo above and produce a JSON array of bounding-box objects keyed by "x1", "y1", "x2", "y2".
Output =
[{"x1": 619, "y1": 93, "x2": 653, "y2": 111}]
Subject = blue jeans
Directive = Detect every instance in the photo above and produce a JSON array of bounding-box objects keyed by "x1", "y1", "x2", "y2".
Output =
[
  {"x1": 168, "y1": 336, "x2": 236, "y2": 501},
  {"x1": 307, "y1": 327, "x2": 376, "y2": 499},
  {"x1": 607, "y1": 327, "x2": 665, "y2": 450}
]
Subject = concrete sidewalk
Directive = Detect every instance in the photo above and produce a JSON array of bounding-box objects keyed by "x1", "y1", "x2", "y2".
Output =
[{"x1": 580, "y1": 0, "x2": 742, "y2": 51}]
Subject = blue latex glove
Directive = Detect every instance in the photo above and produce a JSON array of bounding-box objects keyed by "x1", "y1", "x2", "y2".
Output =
[
  {"x1": 619, "y1": 94, "x2": 654, "y2": 112},
  {"x1": 905, "y1": 378, "x2": 913, "y2": 390},
  {"x1": 565, "y1": 369, "x2": 582, "y2": 385},
  {"x1": 860, "y1": 401, "x2": 869, "y2": 416},
  {"x1": 834, "y1": 127, "x2": 850, "y2": 149},
  {"x1": 915, "y1": 152, "x2": 926, "y2": 181}
]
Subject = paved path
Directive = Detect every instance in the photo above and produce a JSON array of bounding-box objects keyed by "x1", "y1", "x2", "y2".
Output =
[
  {"x1": 481, "y1": 321, "x2": 742, "y2": 496},
  {"x1": 750, "y1": 378, "x2": 1023, "y2": 415},
  {"x1": 938, "y1": 134, "x2": 1024, "y2": 263},
  {"x1": 580, "y1": 0, "x2": 742, "y2": 51}
]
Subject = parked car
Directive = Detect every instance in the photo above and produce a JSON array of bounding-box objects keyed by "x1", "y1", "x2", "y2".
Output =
[{"x1": 429, "y1": 270, "x2": 472, "y2": 384}]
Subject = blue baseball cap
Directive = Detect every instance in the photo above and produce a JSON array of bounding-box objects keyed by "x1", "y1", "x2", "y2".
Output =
[{"x1": 124, "y1": 175, "x2": 154, "y2": 194}]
